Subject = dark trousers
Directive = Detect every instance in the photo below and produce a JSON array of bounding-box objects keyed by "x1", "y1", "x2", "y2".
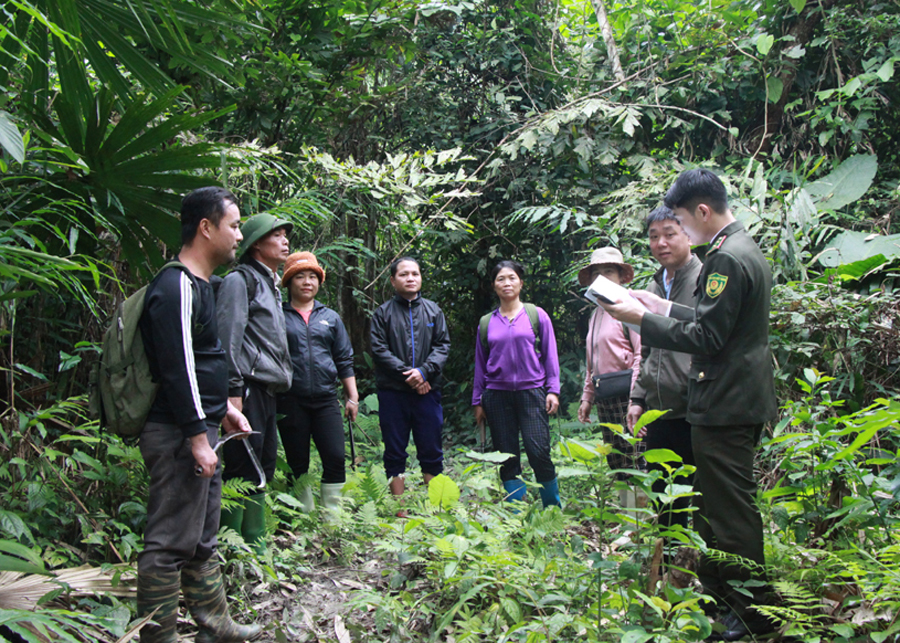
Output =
[
  {"x1": 223, "y1": 380, "x2": 278, "y2": 486},
  {"x1": 693, "y1": 423, "x2": 770, "y2": 617},
  {"x1": 277, "y1": 394, "x2": 345, "y2": 484},
  {"x1": 644, "y1": 416, "x2": 694, "y2": 530},
  {"x1": 378, "y1": 388, "x2": 444, "y2": 478},
  {"x1": 482, "y1": 388, "x2": 556, "y2": 483},
  {"x1": 138, "y1": 421, "x2": 220, "y2": 575}
]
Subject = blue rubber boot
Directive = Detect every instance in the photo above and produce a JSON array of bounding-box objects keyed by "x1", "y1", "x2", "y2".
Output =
[
  {"x1": 538, "y1": 477, "x2": 561, "y2": 508},
  {"x1": 502, "y1": 479, "x2": 527, "y2": 503}
]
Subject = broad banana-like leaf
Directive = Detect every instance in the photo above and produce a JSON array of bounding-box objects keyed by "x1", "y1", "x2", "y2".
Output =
[
  {"x1": 805, "y1": 154, "x2": 877, "y2": 212},
  {"x1": 817, "y1": 231, "x2": 900, "y2": 268}
]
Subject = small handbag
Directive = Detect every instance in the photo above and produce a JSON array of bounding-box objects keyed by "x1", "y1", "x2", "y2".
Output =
[
  {"x1": 592, "y1": 368, "x2": 633, "y2": 401},
  {"x1": 587, "y1": 309, "x2": 634, "y2": 402}
]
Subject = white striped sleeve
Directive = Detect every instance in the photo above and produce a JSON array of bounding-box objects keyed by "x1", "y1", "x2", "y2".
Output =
[{"x1": 179, "y1": 271, "x2": 206, "y2": 421}]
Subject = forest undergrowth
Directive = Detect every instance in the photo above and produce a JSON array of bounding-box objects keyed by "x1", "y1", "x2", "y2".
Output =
[{"x1": 3, "y1": 380, "x2": 900, "y2": 642}]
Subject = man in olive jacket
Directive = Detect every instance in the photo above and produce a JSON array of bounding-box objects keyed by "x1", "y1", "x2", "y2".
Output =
[
  {"x1": 603, "y1": 169, "x2": 777, "y2": 641},
  {"x1": 627, "y1": 205, "x2": 703, "y2": 531},
  {"x1": 216, "y1": 212, "x2": 293, "y2": 554}
]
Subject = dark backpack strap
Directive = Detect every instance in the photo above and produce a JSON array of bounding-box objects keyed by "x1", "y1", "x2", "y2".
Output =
[
  {"x1": 232, "y1": 263, "x2": 259, "y2": 302},
  {"x1": 478, "y1": 311, "x2": 494, "y2": 358},
  {"x1": 481, "y1": 304, "x2": 542, "y2": 359},
  {"x1": 523, "y1": 302, "x2": 542, "y2": 356}
]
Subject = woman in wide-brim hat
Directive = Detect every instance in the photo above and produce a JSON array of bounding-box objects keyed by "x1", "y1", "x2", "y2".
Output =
[
  {"x1": 276, "y1": 251, "x2": 359, "y2": 513},
  {"x1": 577, "y1": 247, "x2": 643, "y2": 477}
]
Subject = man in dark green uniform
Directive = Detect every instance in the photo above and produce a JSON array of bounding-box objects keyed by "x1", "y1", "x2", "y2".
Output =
[{"x1": 602, "y1": 169, "x2": 777, "y2": 641}]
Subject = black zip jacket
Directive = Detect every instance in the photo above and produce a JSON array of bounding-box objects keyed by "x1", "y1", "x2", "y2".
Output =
[
  {"x1": 370, "y1": 293, "x2": 450, "y2": 392},
  {"x1": 281, "y1": 301, "x2": 354, "y2": 399},
  {"x1": 140, "y1": 265, "x2": 228, "y2": 437}
]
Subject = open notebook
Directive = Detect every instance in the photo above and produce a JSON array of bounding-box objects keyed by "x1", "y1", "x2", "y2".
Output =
[{"x1": 584, "y1": 274, "x2": 647, "y2": 335}]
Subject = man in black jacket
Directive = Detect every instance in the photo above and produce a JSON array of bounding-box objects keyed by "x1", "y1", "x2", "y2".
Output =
[
  {"x1": 371, "y1": 257, "x2": 451, "y2": 504},
  {"x1": 137, "y1": 187, "x2": 259, "y2": 643},
  {"x1": 602, "y1": 170, "x2": 777, "y2": 641}
]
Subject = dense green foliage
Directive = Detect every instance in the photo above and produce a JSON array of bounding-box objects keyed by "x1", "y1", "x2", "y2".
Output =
[{"x1": 1, "y1": 0, "x2": 899, "y2": 640}]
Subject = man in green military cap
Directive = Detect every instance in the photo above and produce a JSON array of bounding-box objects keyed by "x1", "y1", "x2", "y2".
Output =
[
  {"x1": 602, "y1": 169, "x2": 777, "y2": 641},
  {"x1": 217, "y1": 212, "x2": 294, "y2": 555}
]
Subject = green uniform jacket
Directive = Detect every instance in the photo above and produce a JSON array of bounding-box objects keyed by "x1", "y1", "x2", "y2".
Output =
[
  {"x1": 640, "y1": 221, "x2": 777, "y2": 426},
  {"x1": 631, "y1": 254, "x2": 703, "y2": 418}
]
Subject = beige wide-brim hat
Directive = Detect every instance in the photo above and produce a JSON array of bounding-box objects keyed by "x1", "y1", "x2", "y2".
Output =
[{"x1": 577, "y1": 247, "x2": 635, "y2": 286}]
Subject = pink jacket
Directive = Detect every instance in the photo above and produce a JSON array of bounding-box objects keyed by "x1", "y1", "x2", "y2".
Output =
[{"x1": 582, "y1": 307, "x2": 641, "y2": 403}]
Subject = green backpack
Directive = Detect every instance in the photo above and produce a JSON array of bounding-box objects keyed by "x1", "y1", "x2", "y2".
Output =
[
  {"x1": 90, "y1": 261, "x2": 195, "y2": 437},
  {"x1": 478, "y1": 302, "x2": 542, "y2": 359}
]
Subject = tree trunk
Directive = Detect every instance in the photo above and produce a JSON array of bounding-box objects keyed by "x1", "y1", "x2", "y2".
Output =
[
  {"x1": 754, "y1": 0, "x2": 838, "y2": 153},
  {"x1": 590, "y1": 0, "x2": 625, "y2": 82}
]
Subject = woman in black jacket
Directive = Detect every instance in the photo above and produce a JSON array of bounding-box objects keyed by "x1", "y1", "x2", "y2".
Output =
[{"x1": 277, "y1": 252, "x2": 358, "y2": 511}]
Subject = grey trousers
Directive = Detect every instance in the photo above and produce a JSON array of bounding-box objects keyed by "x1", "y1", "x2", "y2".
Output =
[{"x1": 138, "y1": 421, "x2": 221, "y2": 575}]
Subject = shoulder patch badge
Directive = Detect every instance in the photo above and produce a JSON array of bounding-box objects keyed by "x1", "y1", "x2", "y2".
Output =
[{"x1": 706, "y1": 272, "x2": 728, "y2": 298}]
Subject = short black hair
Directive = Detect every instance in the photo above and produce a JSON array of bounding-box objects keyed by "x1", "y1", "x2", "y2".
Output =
[
  {"x1": 181, "y1": 187, "x2": 237, "y2": 245},
  {"x1": 490, "y1": 259, "x2": 525, "y2": 283},
  {"x1": 390, "y1": 256, "x2": 420, "y2": 277},
  {"x1": 663, "y1": 168, "x2": 728, "y2": 214},
  {"x1": 644, "y1": 205, "x2": 679, "y2": 232}
]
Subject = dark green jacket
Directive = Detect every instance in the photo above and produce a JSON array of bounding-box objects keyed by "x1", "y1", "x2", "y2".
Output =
[
  {"x1": 631, "y1": 254, "x2": 703, "y2": 418},
  {"x1": 640, "y1": 221, "x2": 777, "y2": 426}
]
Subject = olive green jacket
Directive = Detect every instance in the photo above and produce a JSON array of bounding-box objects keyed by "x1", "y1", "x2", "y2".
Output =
[
  {"x1": 631, "y1": 254, "x2": 703, "y2": 418},
  {"x1": 640, "y1": 221, "x2": 777, "y2": 426}
]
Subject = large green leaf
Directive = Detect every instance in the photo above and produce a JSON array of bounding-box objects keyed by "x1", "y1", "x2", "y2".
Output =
[
  {"x1": 0, "y1": 539, "x2": 47, "y2": 575},
  {"x1": 0, "y1": 111, "x2": 25, "y2": 163},
  {"x1": 817, "y1": 231, "x2": 900, "y2": 268},
  {"x1": 805, "y1": 154, "x2": 878, "y2": 212},
  {"x1": 463, "y1": 450, "x2": 514, "y2": 463},
  {"x1": 427, "y1": 474, "x2": 460, "y2": 510}
]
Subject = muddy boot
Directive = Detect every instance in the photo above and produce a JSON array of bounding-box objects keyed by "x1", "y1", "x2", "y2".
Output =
[
  {"x1": 320, "y1": 483, "x2": 343, "y2": 511},
  {"x1": 242, "y1": 492, "x2": 267, "y2": 556},
  {"x1": 182, "y1": 559, "x2": 262, "y2": 643},
  {"x1": 137, "y1": 571, "x2": 181, "y2": 643}
]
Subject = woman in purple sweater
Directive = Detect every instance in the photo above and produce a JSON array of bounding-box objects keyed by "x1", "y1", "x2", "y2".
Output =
[{"x1": 472, "y1": 260, "x2": 562, "y2": 508}]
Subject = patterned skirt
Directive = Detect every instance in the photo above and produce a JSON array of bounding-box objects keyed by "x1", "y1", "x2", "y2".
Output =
[{"x1": 594, "y1": 394, "x2": 644, "y2": 474}]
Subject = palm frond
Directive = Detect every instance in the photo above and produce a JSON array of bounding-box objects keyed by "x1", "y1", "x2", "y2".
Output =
[{"x1": 0, "y1": 564, "x2": 135, "y2": 611}]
